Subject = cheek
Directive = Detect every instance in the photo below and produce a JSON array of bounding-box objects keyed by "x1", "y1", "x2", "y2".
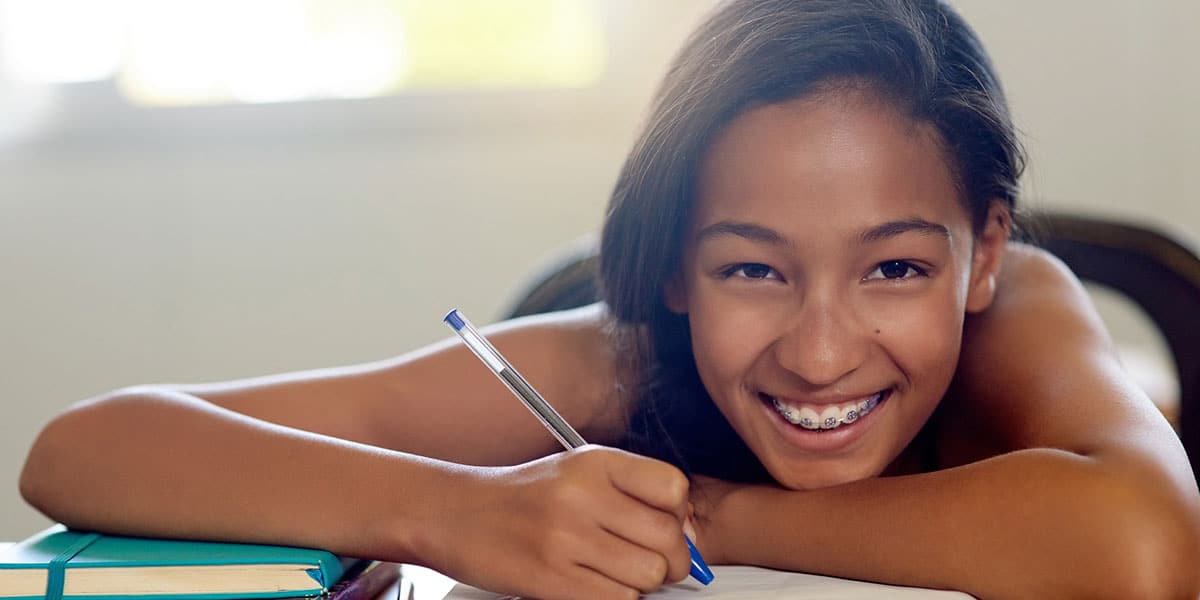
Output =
[
  {"x1": 868, "y1": 282, "x2": 966, "y2": 390},
  {"x1": 686, "y1": 292, "x2": 777, "y2": 393}
]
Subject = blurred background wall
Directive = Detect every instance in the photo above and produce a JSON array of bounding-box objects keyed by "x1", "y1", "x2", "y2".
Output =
[{"x1": 2, "y1": 0, "x2": 1196, "y2": 539}]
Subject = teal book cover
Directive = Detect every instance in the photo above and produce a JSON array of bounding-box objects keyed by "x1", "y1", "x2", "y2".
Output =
[{"x1": 0, "y1": 525, "x2": 349, "y2": 600}]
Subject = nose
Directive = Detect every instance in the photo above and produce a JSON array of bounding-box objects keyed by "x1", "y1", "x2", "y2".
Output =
[{"x1": 772, "y1": 295, "x2": 870, "y2": 387}]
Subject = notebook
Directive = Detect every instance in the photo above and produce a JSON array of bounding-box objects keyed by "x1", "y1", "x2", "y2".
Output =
[
  {"x1": 438, "y1": 565, "x2": 976, "y2": 599},
  {"x1": 0, "y1": 525, "x2": 354, "y2": 600}
]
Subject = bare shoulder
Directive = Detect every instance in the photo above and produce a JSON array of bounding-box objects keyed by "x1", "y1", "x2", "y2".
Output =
[
  {"x1": 993, "y1": 242, "x2": 1095, "y2": 312},
  {"x1": 380, "y1": 302, "x2": 627, "y2": 454},
  {"x1": 936, "y1": 241, "x2": 1166, "y2": 463},
  {"x1": 481, "y1": 302, "x2": 617, "y2": 382},
  {"x1": 474, "y1": 302, "x2": 623, "y2": 425},
  {"x1": 969, "y1": 242, "x2": 1111, "y2": 361}
]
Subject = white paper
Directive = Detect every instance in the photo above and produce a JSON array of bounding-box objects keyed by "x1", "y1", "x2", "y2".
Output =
[{"x1": 436, "y1": 565, "x2": 976, "y2": 599}]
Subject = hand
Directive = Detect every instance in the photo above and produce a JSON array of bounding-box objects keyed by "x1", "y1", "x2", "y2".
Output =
[{"x1": 425, "y1": 445, "x2": 694, "y2": 600}]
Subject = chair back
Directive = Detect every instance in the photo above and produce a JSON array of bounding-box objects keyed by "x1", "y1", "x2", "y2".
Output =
[{"x1": 1034, "y1": 212, "x2": 1200, "y2": 478}]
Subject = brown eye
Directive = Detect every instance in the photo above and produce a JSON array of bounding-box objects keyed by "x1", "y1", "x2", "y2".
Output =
[
  {"x1": 741, "y1": 263, "x2": 773, "y2": 279},
  {"x1": 721, "y1": 263, "x2": 781, "y2": 281},
  {"x1": 880, "y1": 261, "x2": 911, "y2": 279},
  {"x1": 866, "y1": 260, "x2": 927, "y2": 281}
]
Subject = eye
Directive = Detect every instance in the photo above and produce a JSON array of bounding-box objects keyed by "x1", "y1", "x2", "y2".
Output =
[
  {"x1": 865, "y1": 260, "x2": 928, "y2": 281},
  {"x1": 720, "y1": 262, "x2": 782, "y2": 281}
]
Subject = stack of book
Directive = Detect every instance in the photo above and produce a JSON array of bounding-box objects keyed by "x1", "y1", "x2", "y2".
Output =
[{"x1": 0, "y1": 525, "x2": 398, "y2": 600}]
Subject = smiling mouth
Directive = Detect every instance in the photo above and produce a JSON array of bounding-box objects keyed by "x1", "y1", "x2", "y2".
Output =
[{"x1": 762, "y1": 389, "x2": 891, "y2": 432}]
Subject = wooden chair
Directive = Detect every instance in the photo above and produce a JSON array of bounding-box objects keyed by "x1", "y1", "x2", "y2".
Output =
[{"x1": 1032, "y1": 212, "x2": 1200, "y2": 478}]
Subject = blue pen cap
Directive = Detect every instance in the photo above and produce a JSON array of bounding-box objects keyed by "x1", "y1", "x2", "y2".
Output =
[{"x1": 444, "y1": 309, "x2": 466, "y2": 331}]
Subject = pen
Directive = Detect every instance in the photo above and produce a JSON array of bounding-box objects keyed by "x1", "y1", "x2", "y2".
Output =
[{"x1": 444, "y1": 308, "x2": 715, "y2": 586}]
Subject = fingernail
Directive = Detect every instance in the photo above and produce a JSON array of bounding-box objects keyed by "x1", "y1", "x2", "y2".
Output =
[{"x1": 683, "y1": 517, "x2": 698, "y2": 541}]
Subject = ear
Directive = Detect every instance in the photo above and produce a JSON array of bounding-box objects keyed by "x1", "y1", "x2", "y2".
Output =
[
  {"x1": 964, "y1": 201, "x2": 1011, "y2": 314},
  {"x1": 663, "y1": 274, "x2": 689, "y2": 314}
]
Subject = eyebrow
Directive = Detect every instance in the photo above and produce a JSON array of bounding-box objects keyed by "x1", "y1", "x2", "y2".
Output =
[
  {"x1": 693, "y1": 218, "x2": 950, "y2": 247},
  {"x1": 694, "y1": 221, "x2": 790, "y2": 247},
  {"x1": 858, "y1": 218, "x2": 950, "y2": 244}
]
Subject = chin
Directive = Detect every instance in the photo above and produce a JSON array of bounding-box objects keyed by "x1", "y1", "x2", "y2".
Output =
[{"x1": 768, "y1": 460, "x2": 884, "y2": 491}]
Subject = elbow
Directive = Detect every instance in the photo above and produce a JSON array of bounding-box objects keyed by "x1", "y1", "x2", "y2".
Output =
[
  {"x1": 1087, "y1": 482, "x2": 1200, "y2": 600},
  {"x1": 18, "y1": 387, "x2": 162, "y2": 524},
  {"x1": 1016, "y1": 453, "x2": 1200, "y2": 600},
  {"x1": 1155, "y1": 502, "x2": 1200, "y2": 599},
  {"x1": 1107, "y1": 525, "x2": 1200, "y2": 600},
  {"x1": 20, "y1": 406, "x2": 80, "y2": 523},
  {"x1": 20, "y1": 397, "x2": 85, "y2": 512},
  {"x1": 18, "y1": 446, "x2": 50, "y2": 518},
  {"x1": 1139, "y1": 477, "x2": 1200, "y2": 599}
]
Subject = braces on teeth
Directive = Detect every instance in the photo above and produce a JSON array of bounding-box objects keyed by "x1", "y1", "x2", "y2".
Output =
[{"x1": 771, "y1": 393, "x2": 882, "y2": 430}]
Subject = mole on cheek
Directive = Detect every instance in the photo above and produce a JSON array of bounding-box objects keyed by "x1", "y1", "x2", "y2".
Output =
[{"x1": 875, "y1": 329, "x2": 881, "y2": 335}]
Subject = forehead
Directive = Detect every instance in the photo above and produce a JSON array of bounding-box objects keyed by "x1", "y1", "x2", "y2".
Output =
[{"x1": 692, "y1": 90, "x2": 968, "y2": 240}]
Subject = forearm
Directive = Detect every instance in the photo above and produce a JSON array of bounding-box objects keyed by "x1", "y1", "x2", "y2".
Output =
[
  {"x1": 19, "y1": 387, "x2": 474, "y2": 561},
  {"x1": 710, "y1": 449, "x2": 1200, "y2": 599}
]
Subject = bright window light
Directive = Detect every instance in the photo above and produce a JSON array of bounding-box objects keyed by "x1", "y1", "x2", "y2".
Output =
[
  {"x1": 0, "y1": 0, "x2": 125, "y2": 84},
  {"x1": 0, "y1": 0, "x2": 606, "y2": 107}
]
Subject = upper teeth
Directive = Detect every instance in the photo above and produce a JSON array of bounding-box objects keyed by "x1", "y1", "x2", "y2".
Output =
[{"x1": 771, "y1": 393, "x2": 882, "y2": 430}]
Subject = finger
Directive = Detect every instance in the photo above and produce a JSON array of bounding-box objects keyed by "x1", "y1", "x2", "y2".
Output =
[
  {"x1": 598, "y1": 490, "x2": 693, "y2": 583},
  {"x1": 596, "y1": 449, "x2": 690, "y2": 520},
  {"x1": 574, "y1": 525, "x2": 674, "y2": 594},
  {"x1": 500, "y1": 564, "x2": 638, "y2": 600},
  {"x1": 544, "y1": 563, "x2": 642, "y2": 600}
]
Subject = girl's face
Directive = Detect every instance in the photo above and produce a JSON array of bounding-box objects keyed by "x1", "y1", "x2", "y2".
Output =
[{"x1": 668, "y1": 90, "x2": 1007, "y2": 490}]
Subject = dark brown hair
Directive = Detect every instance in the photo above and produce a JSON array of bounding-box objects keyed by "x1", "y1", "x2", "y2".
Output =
[{"x1": 600, "y1": 0, "x2": 1026, "y2": 480}]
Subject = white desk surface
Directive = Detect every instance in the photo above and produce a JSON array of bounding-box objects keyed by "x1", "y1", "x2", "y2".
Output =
[{"x1": 377, "y1": 564, "x2": 977, "y2": 600}]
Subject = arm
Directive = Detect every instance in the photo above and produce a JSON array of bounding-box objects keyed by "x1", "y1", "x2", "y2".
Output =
[
  {"x1": 695, "y1": 245, "x2": 1200, "y2": 599},
  {"x1": 20, "y1": 305, "x2": 693, "y2": 599}
]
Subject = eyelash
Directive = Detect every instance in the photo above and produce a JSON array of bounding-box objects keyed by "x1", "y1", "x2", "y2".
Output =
[{"x1": 719, "y1": 263, "x2": 781, "y2": 281}]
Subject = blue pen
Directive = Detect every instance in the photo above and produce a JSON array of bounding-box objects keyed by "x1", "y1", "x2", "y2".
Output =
[{"x1": 444, "y1": 309, "x2": 715, "y2": 586}]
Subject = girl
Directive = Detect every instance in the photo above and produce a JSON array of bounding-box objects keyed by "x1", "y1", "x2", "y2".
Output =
[{"x1": 20, "y1": 1, "x2": 1200, "y2": 598}]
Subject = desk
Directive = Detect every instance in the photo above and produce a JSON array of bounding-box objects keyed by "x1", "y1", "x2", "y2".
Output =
[{"x1": 374, "y1": 564, "x2": 977, "y2": 599}]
